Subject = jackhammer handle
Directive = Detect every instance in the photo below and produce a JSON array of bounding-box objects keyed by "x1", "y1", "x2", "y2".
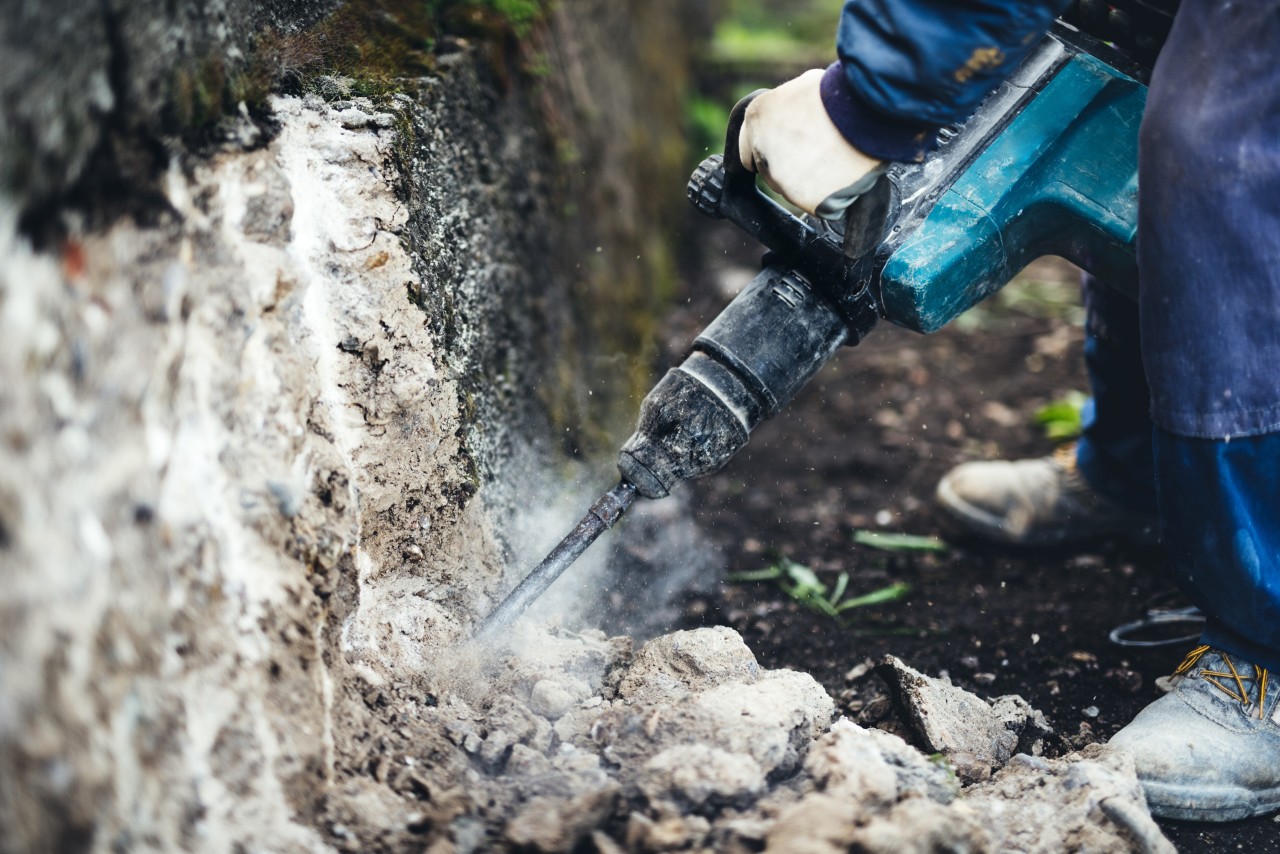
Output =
[
  {"x1": 710, "y1": 91, "x2": 838, "y2": 267},
  {"x1": 719, "y1": 89, "x2": 764, "y2": 175},
  {"x1": 689, "y1": 92, "x2": 889, "y2": 317}
]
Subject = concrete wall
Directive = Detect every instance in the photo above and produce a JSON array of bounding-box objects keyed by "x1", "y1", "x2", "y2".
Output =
[
  {"x1": 0, "y1": 2, "x2": 706, "y2": 850},
  {"x1": 1, "y1": 0, "x2": 341, "y2": 226}
]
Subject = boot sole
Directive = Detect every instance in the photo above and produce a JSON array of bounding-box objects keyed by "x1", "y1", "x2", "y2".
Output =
[
  {"x1": 1143, "y1": 779, "x2": 1280, "y2": 823},
  {"x1": 935, "y1": 477, "x2": 1161, "y2": 548}
]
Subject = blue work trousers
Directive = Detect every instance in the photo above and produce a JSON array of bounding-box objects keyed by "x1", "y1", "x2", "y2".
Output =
[{"x1": 1076, "y1": 0, "x2": 1280, "y2": 671}]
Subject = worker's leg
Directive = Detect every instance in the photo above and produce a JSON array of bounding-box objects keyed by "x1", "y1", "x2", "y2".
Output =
[
  {"x1": 934, "y1": 273, "x2": 1157, "y2": 545},
  {"x1": 1152, "y1": 433, "x2": 1280, "y2": 671},
  {"x1": 1074, "y1": 274, "x2": 1155, "y2": 513},
  {"x1": 1107, "y1": 0, "x2": 1280, "y2": 822}
]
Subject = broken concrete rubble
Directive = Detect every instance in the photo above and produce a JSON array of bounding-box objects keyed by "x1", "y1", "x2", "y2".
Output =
[
  {"x1": 804, "y1": 718, "x2": 958, "y2": 807},
  {"x1": 330, "y1": 624, "x2": 1172, "y2": 853},
  {"x1": 591, "y1": 628, "x2": 834, "y2": 782},
  {"x1": 638, "y1": 744, "x2": 766, "y2": 811},
  {"x1": 965, "y1": 746, "x2": 1175, "y2": 853},
  {"x1": 877, "y1": 654, "x2": 1058, "y2": 783},
  {"x1": 616, "y1": 625, "x2": 761, "y2": 703}
]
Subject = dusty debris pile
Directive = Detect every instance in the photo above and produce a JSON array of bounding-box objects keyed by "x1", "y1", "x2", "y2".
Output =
[{"x1": 328, "y1": 625, "x2": 1172, "y2": 853}]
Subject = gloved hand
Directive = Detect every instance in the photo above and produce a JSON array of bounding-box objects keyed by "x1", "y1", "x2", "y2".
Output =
[{"x1": 737, "y1": 69, "x2": 885, "y2": 220}]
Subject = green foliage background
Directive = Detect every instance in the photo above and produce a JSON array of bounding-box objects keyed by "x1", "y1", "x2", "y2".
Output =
[{"x1": 687, "y1": 0, "x2": 841, "y2": 163}]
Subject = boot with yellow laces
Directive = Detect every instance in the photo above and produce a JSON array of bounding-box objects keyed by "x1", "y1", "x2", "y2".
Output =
[{"x1": 1110, "y1": 646, "x2": 1280, "y2": 821}]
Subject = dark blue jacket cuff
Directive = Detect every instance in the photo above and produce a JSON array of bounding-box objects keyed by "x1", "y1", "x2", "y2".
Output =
[{"x1": 820, "y1": 63, "x2": 942, "y2": 163}]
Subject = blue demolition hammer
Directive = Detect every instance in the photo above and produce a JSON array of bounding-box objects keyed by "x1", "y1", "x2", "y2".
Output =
[{"x1": 476, "y1": 22, "x2": 1148, "y2": 637}]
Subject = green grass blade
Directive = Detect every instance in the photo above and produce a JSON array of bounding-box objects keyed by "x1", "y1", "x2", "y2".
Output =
[
  {"x1": 830, "y1": 571, "x2": 849, "y2": 606},
  {"x1": 834, "y1": 582, "x2": 912, "y2": 612},
  {"x1": 780, "y1": 560, "x2": 825, "y2": 592},
  {"x1": 852, "y1": 530, "x2": 949, "y2": 553},
  {"x1": 725, "y1": 566, "x2": 783, "y2": 583},
  {"x1": 790, "y1": 584, "x2": 839, "y2": 617},
  {"x1": 1033, "y1": 391, "x2": 1087, "y2": 441}
]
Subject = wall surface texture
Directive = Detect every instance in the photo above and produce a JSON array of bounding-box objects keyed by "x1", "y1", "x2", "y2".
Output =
[{"x1": 0, "y1": 1, "x2": 705, "y2": 850}]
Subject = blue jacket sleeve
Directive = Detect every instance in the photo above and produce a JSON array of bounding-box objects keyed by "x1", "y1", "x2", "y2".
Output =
[{"x1": 822, "y1": 0, "x2": 1071, "y2": 162}]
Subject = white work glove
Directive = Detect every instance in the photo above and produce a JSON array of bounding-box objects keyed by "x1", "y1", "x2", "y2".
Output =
[{"x1": 737, "y1": 69, "x2": 885, "y2": 220}]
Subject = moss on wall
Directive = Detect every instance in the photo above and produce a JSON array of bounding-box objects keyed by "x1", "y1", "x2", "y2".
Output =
[
  {"x1": 376, "y1": 1, "x2": 711, "y2": 474},
  {"x1": 1, "y1": 0, "x2": 568, "y2": 241}
]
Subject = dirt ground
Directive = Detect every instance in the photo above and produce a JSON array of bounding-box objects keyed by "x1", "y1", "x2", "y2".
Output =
[{"x1": 635, "y1": 216, "x2": 1277, "y2": 852}]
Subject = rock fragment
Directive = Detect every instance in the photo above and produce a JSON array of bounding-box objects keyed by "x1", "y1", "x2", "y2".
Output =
[
  {"x1": 693, "y1": 671, "x2": 834, "y2": 774},
  {"x1": 505, "y1": 786, "x2": 620, "y2": 853},
  {"x1": 529, "y1": 679, "x2": 577, "y2": 719},
  {"x1": 638, "y1": 745, "x2": 766, "y2": 811},
  {"x1": 841, "y1": 799, "x2": 989, "y2": 854},
  {"x1": 877, "y1": 655, "x2": 1055, "y2": 783},
  {"x1": 594, "y1": 629, "x2": 833, "y2": 779},
  {"x1": 617, "y1": 626, "x2": 761, "y2": 703},
  {"x1": 487, "y1": 695, "x2": 553, "y2": 753},
  {"x1": 805, "y1": 718, "x2": 957, "y2": 806},
  {"x1": 764, "y1": 792, "x2": 866, "y2": 854},
  {"x1": 964, "y1": 745, "x2": 1175, "y2": 853},
  {"x1": 762, "y1": 719, "x2": 970, "y2": 854},
  {"x1": 626, "y1": 811, "x2": 714, "y2": 852},
  {"x1": 506, "y1": 743, "x2": 552, "y2": 777}
]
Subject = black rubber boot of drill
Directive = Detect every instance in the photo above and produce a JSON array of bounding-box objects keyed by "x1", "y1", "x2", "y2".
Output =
[{"x1": 618, "y1": 265, "x2": 855, "y2": 498}]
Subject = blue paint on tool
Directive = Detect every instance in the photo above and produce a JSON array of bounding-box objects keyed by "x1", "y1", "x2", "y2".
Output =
[{"x1": 881, "y1": 53, "x2": 1146, "y2": 333}]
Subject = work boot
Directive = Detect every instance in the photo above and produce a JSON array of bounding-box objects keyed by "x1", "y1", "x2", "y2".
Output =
[
  {"x1": 1110, "y1": 645, "x2": 1280, "y2": 821},
  {"x1": 934, "y1": 445, "x2": 1159, "y2": 546}
]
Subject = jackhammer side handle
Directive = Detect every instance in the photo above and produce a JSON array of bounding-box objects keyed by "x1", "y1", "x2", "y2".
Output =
[
  {"x1": 720, "y1": 90, "x2": 889, "y2": 257},
  {"x1": 688, "y1": 92, "x2": 889, "y2": 325},
  {"x1": 717, "y1": 92, "x2": 852, "y2": 267}
]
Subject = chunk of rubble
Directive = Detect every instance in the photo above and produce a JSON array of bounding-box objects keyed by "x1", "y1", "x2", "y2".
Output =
[
  {"x1": 638, "y1": 744, "x2": 766, "y2": 811},
  {"x1": 626, "y1": 811, "x2": 714, "y2": 851},
  {"x1": 805, "y1": 718, "x2": 957, "y2": 806},
  {"x1": 594, "y1": 629, "x2": 834, "y2": 781},
  {"x1": 876, "y1": 654, "x2": 1056, "y2": 783},
  {"x1": 616, "y1": 625, "x2": 761, "y2": 703},
  {"x1": 504, "y1": 786, "x2": 620, "y2": 853},
  {"x1": 761, "y1": 719, "x2": 973, "y2": 853},
  {"x1": 529, "y1": 679, "x2": 578, "y2": 719},
  {"x1": 964, "y1": 745, "x2": 1175, "y2": 853},
  {"x1": 693, "y1": 671, "x2": 833, "y2": 770},
  {"x1": 766, "y1": 796, "x2": 990, "y2": 854}
]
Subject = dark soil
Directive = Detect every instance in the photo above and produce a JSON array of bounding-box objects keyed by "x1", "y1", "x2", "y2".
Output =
[{"x1": 650, "y1": 216, "x2": 1276, "y2": 852}]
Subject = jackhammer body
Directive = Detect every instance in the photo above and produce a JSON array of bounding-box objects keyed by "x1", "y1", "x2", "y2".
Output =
[
  {"x1": 618, "y1": 22, "x2": 1144, "y2": 500},
  {"x1": 617, "y1": 266, "x2": 876, "y2": 499},
  {"x1": 475, "y1": 22, "x2": 1147, "y2": 637}
]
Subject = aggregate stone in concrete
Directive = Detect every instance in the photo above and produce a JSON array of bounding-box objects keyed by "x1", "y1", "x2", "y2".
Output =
[{"x1": 877, "y1": 654, "x2": 1056, "y2": 783}]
